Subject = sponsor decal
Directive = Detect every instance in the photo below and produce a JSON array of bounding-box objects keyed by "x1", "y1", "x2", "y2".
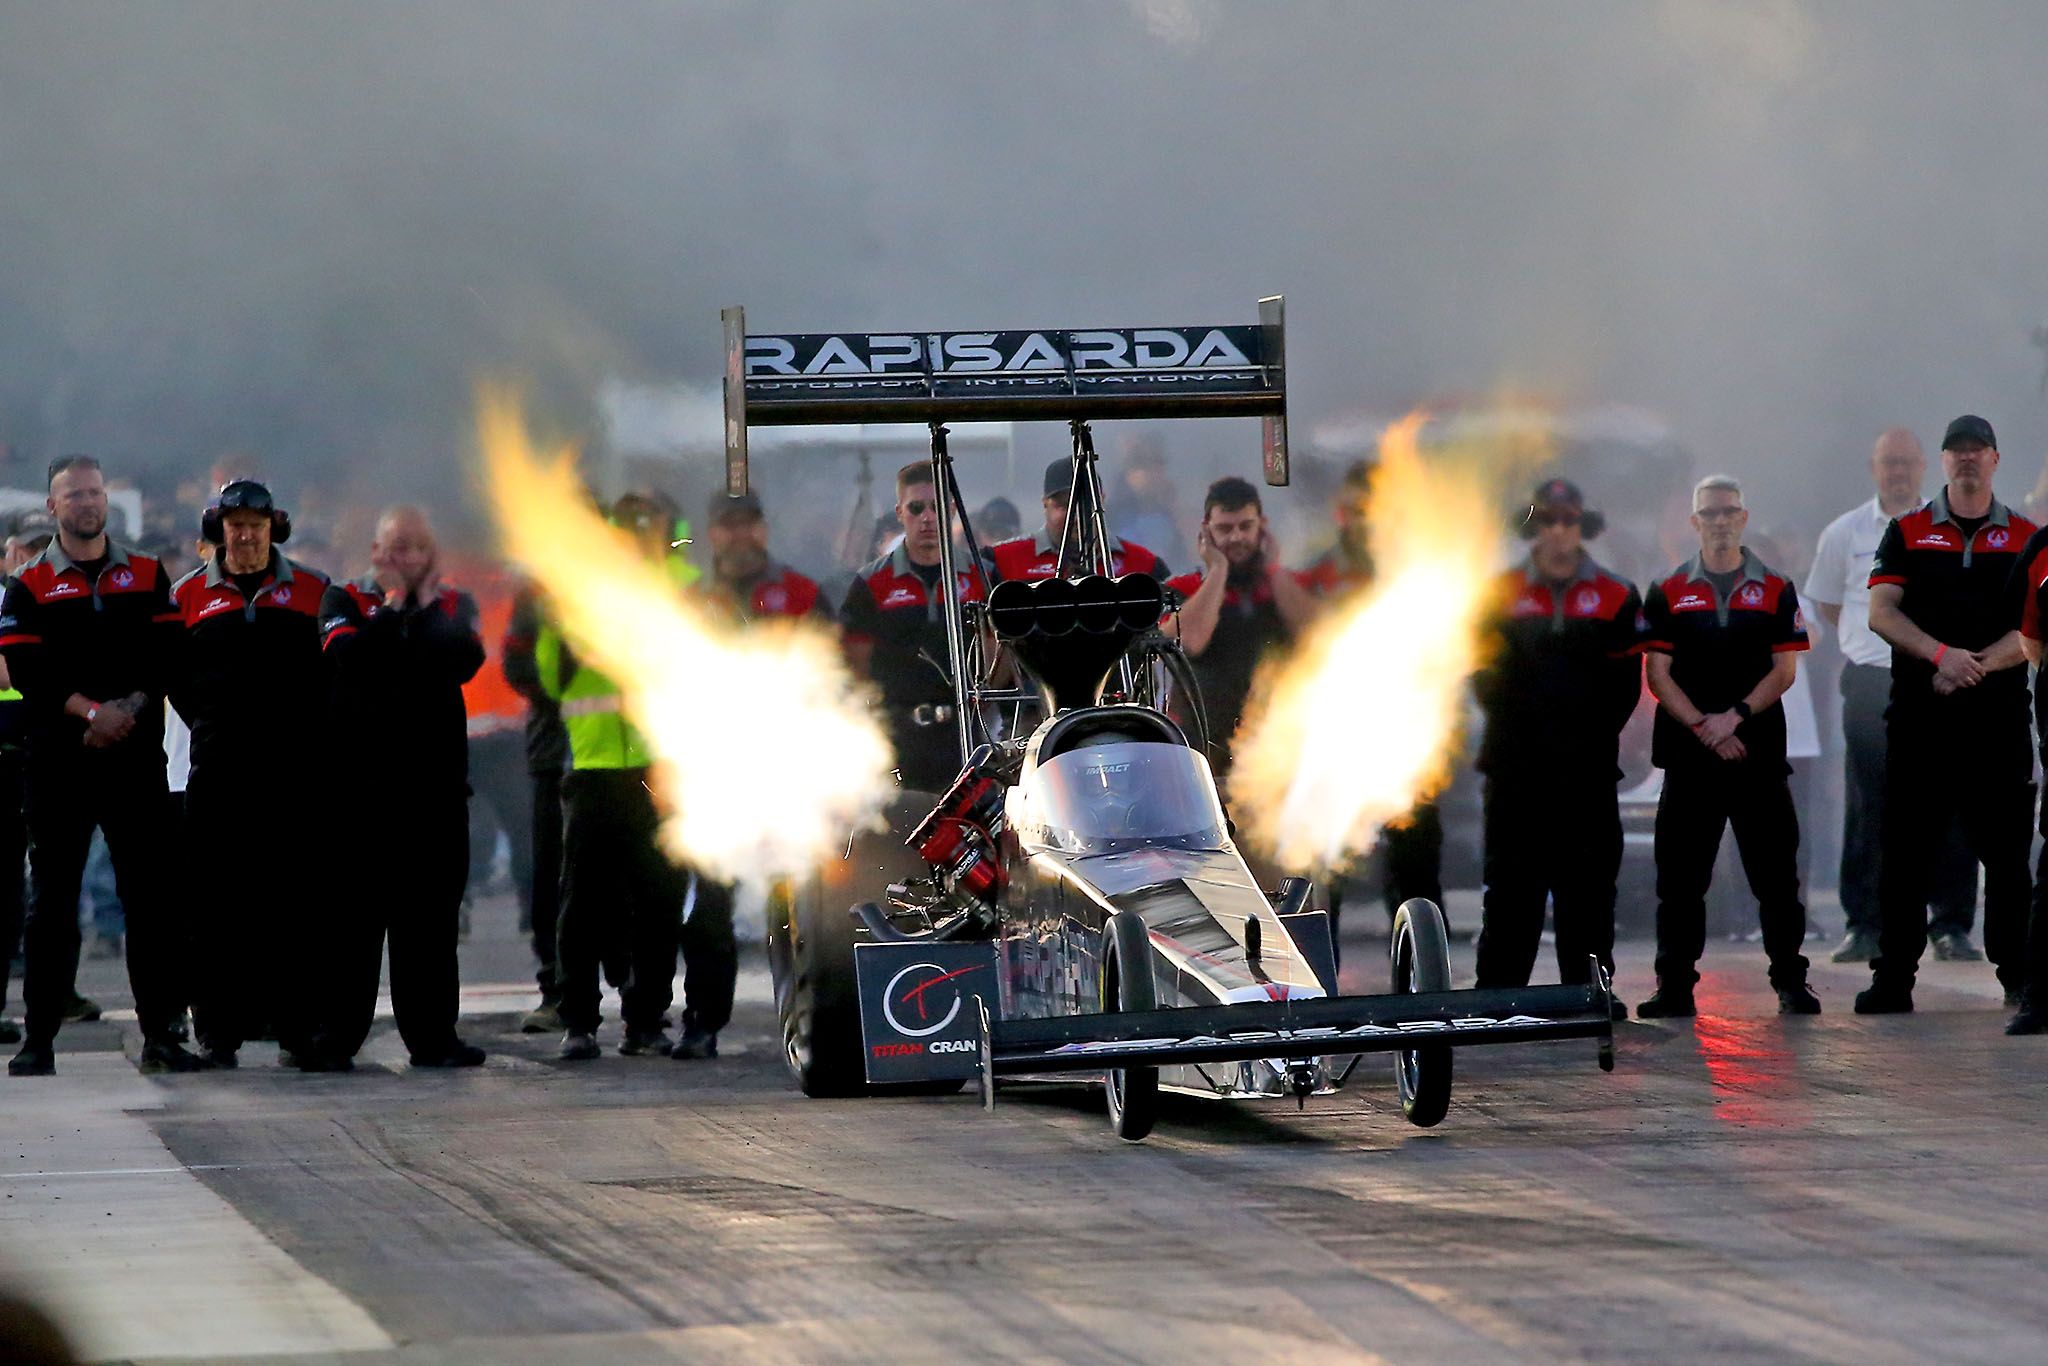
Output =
[
  {"x1": 1674, "y1": 593, "x2": 1710, "y2": 610},
  {"x1": 1915, "y1": 532, "x2": 1954, "y2": 548},
  {"x1": 881, "y1": 587, "x2": 922, "y2": 608},
  {"x1": 44, "y1": 581, "x2": 80, "y2": 598},
  {"x1": 871, "y1": 1043, "x2": 924, "y2": 1059},
  {"x1": 1512, "y1": 591, "x2": 1548, "y2": 617},
  {"x1": 745, "y1": 328, "x2": 1257, "y2": 378},
  {"x1": 203, "y1": 596, "x2": 233, "y2": 614},
  {"x1": 881, "y1": 961, "x2": 976, "y2": 1039}
]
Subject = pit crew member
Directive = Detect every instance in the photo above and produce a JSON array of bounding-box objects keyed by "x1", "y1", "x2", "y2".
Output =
[
  {"x1": 1857, "y1": 415, "x2": 2038, "y2": 1027},
  {"x1": 1, "y1": 456, "x2": 202, "y2": 1076},
  {"x1": 1638, "y1": 475, "x2": 1817, "y2": 1018},
  {"x1": 318, "y1": 506, "x2": 487, "y2": 1069},
  {"x1": 985, "y1": 459, "x2": 1170, "y2": 582},
  {"x1": 1471, "y1": 479, "x2": 1642, "y2": 1011}
]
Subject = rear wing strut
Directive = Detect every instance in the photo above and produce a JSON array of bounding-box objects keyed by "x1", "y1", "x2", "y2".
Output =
[{"x1": 721, "y1": 299, "x2": 1289, "y2": 495}]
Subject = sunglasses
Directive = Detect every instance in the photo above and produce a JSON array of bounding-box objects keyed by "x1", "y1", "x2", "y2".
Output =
[{"x1": 904, "y1": 499, "x2": 936, "y2": 518}]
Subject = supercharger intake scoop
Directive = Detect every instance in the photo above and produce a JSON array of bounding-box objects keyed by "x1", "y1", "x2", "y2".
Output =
[{"x1": 986, "y1": 573, "x2": 1166, "y2": 715}]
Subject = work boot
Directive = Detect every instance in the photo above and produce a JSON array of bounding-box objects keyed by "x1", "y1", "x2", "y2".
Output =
[
  {"x1": 137, "y1": 1039, "x2": 210, "y2": 1074},
  {"x1": 8, "y1": 1042, "x2": 54, "y2": 1076},
  {"x1": 1635, "y1": 987, "x2": 1696, "y2": 1019},
  {"x1": 1607, "y1": 999, "x2": 1629, "y2": 1023},
  {"x1": 1776, "y1": 984, "x2": 1822, "y2": 1015},
  {"x1": 520, "y1": 1001, "x2": 563, "y2": 1035},
  {"x1": 411, "y1": 1041, "x2": 487, "y2": 1068},
  {"x1": 1829, "y1": 930, "x2": 1879, "y2": 964},
  {"x1": 1853, "y1": 981, "x2": 1914, "y2": 1014},
  {"x1": 618, "y1": 1027, "x2": 672, "y2": 1057},
  {"x1": 64, "y1": 993, "x2": 102, "y2": 1024},
  {"x1": 2005, "y1": 999, "x2": 2048, "y2": 1036},
  {"x1": 0, "y1": 1017, "x2": 21, "y2": 1045},
  {"x1": 558, "y1": 1030, "x2": 600, "y2": 1062},
  {"x1": 1930, "y1": 931, "x2": 1983, "y2": 962},
  {"x1": 670, "y1": 1026, "x2": 719, "y2": 1060}
]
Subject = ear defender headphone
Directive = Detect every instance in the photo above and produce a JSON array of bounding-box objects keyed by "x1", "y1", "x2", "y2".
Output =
[
  {"x1": 1515, "y1": 504, "x2": 1606, "y2": 540},
  {"x1": 200, "y1": 479, "x2": 292, "y2": 546}
]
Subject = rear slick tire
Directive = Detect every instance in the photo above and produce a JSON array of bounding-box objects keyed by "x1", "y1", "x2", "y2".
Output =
[
  {"x1": 1390, "y1": 897, "x2": 1454, "y2": 1128},
  {"x1": 1103, "y1": 911, "x2": 1160, "y2": 1141}
]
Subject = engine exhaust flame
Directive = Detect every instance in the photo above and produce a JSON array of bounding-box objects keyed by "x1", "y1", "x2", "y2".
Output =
[
  {"x1": 474, "y1": 386, "x2": 895, "y2": 882},
  {"x1": 1229, "y1": 411, "x2": 1538, "y2": 872}
]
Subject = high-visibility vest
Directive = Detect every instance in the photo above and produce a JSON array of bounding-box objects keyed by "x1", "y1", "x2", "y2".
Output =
[{"x1": 530, "y1": 547, "x2": 695, "y2": 771}]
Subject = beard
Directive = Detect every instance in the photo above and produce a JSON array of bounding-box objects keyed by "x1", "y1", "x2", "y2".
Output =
[
  {"x1": 61, "y1": 508, "x2": 105, "y2": 541},
  {"x1": 716, "y1": 544, "x2": 769, "y2": 582}
]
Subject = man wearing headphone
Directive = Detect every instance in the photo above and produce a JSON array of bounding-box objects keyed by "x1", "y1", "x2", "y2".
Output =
[
  {"x1": 1470, "y1": 479, "x2": 1644, "y2": 1011},
  {"x1": 169, "y1": 479, "x2": 333, "y2": 1068}
]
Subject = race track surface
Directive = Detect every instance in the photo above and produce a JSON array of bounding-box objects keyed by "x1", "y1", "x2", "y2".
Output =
[{"x1": 4, "y1": 904, "x2": 2044, "y2": 1364}]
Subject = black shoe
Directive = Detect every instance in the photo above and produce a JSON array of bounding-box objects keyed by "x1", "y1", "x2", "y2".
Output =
[
  {"x1": 1608, "y1": 999, "x2": 1629, "y2": 1023},
  {"x1": 286, "y1": 1044, "x2": 355, "y2": 1072},
  {"x1": 2004, "y1": 986, "x2": 2023, "y2": 1010},
  {"x1": 2005, "y1": 1006, "x2": 2048, "y2": 1036},
  {"x1": 559, "y1": 1030, "x2": 600, "y2": 1062},
  {"x1": 138, "y1": 1039, "x2": 210, "y2": 1074},
  {"x1": 166, "y1": 1012, "x2": 191, "y2": 1043},
  {"x1": 0, "y1": 1017, "x2": 20, "y2": 1045},
  {"x1": 198, "y1": 1046, "x2": 239, "y2": 1070},
  {"x1": 670, "y1": 1026, "x2": 719, "y2": 1059},
  {"x1": 412, "y1": 1042, "x2": 486, "y2": 1068},
  {"x1": 520, "y1": 1001, "x2": 563, "y2": 1034},
  {"x1": 1776, "y1": 984, "x2": 1822, "y2": 1015},
  {"x1": 1854, "y1": 982, "x2": 1914, "y2": 1014},
  {"x1": 8, "y1": 1043, "x2": 54, "y2": 1076},
  {"x1": 1829, "y1": 930, "x2": 1880, "y2": 964},
  {"x1": 64, "y1": 993, "x2": 102, "y2": 1024},
  {"x1": 619, "y1": 1027, "x2": 673, "y2": 1057},
  {"x1": 1635, "y1": 989, "x2": 1696, "y2": 1019}
]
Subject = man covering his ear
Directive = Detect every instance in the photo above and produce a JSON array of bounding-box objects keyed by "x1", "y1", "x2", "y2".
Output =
[{"x1": 169, "y1": 479, "x2": 333, "y2": 1068}]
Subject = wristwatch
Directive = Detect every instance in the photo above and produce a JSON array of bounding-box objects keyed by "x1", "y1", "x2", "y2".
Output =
[
  {"x1": 1732, "y1": 701, "x2": 1753, "y2": 721},
  {"x1": 85, "y1": 705, "x2": 99, "y2": 723}
]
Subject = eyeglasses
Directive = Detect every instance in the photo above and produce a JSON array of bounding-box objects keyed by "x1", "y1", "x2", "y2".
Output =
[{"x1": 1695, "y1": 507, "x2": 1744, "y2": 522}]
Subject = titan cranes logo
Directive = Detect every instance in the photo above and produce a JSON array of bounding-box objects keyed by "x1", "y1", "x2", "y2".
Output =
[
  {"x1": 882, "y1": 961, "x2": 979, "y2": 1038},
  {"x1": 745, "y1": 328, "x2": 1256, "y2": 378}
]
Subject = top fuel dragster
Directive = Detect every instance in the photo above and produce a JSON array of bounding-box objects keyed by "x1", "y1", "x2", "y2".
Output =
[{"x1": 727, "y1": 301, "x2": 1616, "y2": 1139}]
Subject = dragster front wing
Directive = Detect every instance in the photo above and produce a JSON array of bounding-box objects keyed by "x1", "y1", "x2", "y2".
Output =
[{"x1": 852, "y1": 941, "x2": 1616, "y2": 1101}]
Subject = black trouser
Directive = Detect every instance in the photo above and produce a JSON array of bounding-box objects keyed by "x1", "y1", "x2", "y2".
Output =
[
  {"x1": 1475, "y1": 772, "x2": 1619, "y2": 989},
  {"x1": 466, "y1": 731, "x2": 535, "y2": 924},
  {"x1": 1839, "y1": 663, "x2": 1977, "y2": 935},
  {"x1": 530, "y1": 765, "x2": 563, "y2": 1000},
  {"x1": 1872, "y1": 713, "x2": 2035, "y2": 994},
  {"x1": 556, "y1": 768, "x2": 681, "y2": 1034},
  {"x1": 890, "y1": 714, "x2": 963, "y2": 794},
  {"x1": 1327, "y1": 799, "x2": 1445, "y2": 965},
  {"x1": 19, "y1": 752, "x2": 185, "y2": 1048},
  {"x1": 323, "y1": 793, "x2": 469, "y2": 1060},
  {"x1": 680, "y1": 872, "x2": 738, "y2": 1036},
  {"x1": 0, "y1": 752, "x2": 25, "y2": 1018},
  {"x1": 187, "y1": 771, "x2": 315, "y2": 1056},
  {"x1": 1651, "y1": 760, "x2": 1809, "y2": 992}
]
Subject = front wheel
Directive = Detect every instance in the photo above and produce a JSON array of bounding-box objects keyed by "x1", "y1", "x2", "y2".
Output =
[
  {"x1": 1390, "y1": 897, "x2": 1454, "y2": 1127},
  {"x1": 1102, "y1": 911, "x2": 1160, "y2": 1141}
]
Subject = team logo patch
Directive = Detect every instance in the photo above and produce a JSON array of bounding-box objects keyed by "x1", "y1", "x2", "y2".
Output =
[
  {"x1": 1573, "y1": 587, "x2": 1602, "y2": 615},
  {"x1": 270, "y1": 585, "x2": 293, "y2": 605},
  {"x1": 1987, "y1": 528, "x2": 2010, "y2": 549},
  {"x1": 1738, "y1": 583, "x2": 1766, "y2": 608},
  {"x1": 760, "y1": 586, "x2": 788, "y2": 612},
  {"x1": 110, "y1": 568, "x2": 134, "y2": 589}
]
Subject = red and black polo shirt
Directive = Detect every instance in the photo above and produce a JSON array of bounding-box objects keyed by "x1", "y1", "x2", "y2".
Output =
[
  {"x1": 0, "y1": 537, "x2": 180, "y2": 758},
  {"x1": 1473, "y1": 556, "x2": 1644, "y2": 777},
  {"x1": 170, "y1": 551, "x2": 330, "y2": 778},
  {"x1": 839, "y1": 545, "x2": 989, "y2": 709},
  {"x1": 1642, "y1": 549, "x2": 1808, "y2": 770},
  {"x1": 1871, "y1": 489, "x2": 2036, "y2": 719},
  {"x1": 699, "y1": 563, "x2": 826, "y2": 623},
  {"x1": 320, "y1": 577, "x2": 486, "y2": 793},
  {"x1": 1999, "y1": 520, "x2": 2048, "y2": 744},
  {"x1": 985, "y1": 530, "x2": 1168, "y2": 584},
  {"x1": 1299, "y1": 542, "x2": 1373, "y2": 598},
  {"x1": 1161, "y1": 564, "x2": 1305, "y2": 765}
]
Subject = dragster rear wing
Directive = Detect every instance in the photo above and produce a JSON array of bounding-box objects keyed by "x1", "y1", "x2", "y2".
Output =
[{"x1": 721, "y1": 298, "x2": 1289, "y2": 494}]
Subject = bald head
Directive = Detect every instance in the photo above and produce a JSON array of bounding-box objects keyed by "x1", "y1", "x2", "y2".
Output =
[
  {"x1": 1870, "y1": 427, "x2": 1925, "y2": 514},
  {"x1": 371, "y1": 504, "x2": 438, "y2": 598}
]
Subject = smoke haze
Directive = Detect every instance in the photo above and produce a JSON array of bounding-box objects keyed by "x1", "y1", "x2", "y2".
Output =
[{"x1": 3, "y1": 0, "x2": 2046, "y2": 531}]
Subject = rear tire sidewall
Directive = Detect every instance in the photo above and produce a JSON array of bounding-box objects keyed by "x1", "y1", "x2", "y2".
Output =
[
  {"x1": 1103, "y1": 911, "x2": 1160, "y2": 1141},
  {"x1": 1390, "y1": 897, "x2": 1454, "y2": 1128}
]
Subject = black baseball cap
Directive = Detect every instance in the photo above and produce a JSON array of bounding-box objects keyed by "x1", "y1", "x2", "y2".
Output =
[
  {"x1": 1043, "y1": 460, "x2": 1074, "y2": 499},
  {"x1": 1941, "y1": 414, "x2": 1997, "y2": 450},
  {"x1": 1530, "y1": 476, "x2": 1587, "y2": 512},
  {"x1": 707, "y1": 490, "x2": 764, "y2": 525}
]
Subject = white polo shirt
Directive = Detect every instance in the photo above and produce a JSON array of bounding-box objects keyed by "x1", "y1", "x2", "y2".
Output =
[{"x1": 1806, "y1": 495, "x2": 1907, "y2": 667}]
